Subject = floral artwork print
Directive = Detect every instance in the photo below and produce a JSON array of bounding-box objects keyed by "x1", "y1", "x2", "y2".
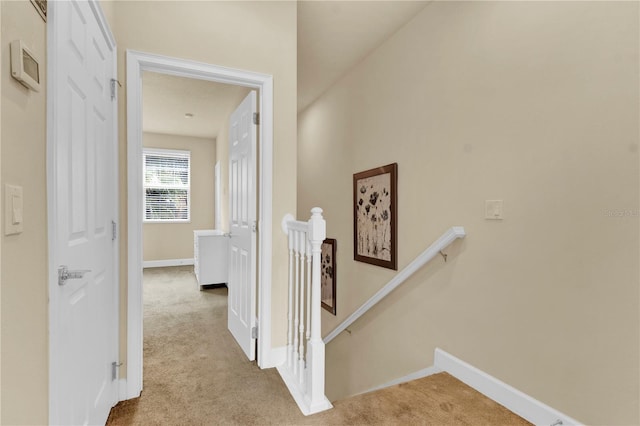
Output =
[
  {"x1": 353, "y1": 163, "x2": 397, "y2": 270},
  {"x1": 321, "y1": 239, "x2": 336, "y2": 315},
  {"x1": 356, "y1": 175, "x2": 392, "y2": 260}
]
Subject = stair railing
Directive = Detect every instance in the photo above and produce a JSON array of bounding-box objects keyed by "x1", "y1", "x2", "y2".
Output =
[
  {"x1": 324, "y1": 226, "x2": 466, "y2": 344},
  {"x1": 277, "y1": 208, "x2": 332, "y2": 416}
]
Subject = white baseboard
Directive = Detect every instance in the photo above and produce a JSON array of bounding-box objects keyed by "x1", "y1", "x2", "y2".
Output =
[
  {"x1": 142, "y1": 258, "x2": 194, "y2": 268},
  {"x1": 358, "y1": 365, "x2": 442, "y2": 395},
  {"x1": 434, "y1": 348, "x2": 582, "y2": 426}
]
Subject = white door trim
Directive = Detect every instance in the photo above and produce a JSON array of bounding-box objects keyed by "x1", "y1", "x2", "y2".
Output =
[
  {"x1": 47, "y1": 0, "x2": 119, "y2": 421},
  {"x1": 125, "y1": 50, "x2": 275, "y2": 399}
]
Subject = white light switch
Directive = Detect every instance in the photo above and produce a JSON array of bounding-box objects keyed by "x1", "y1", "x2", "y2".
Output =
[
  {"x1": 485, "y1": 200, "x2": 503, "y2": 220},
  {"x1": 5, "y1": 184, "x2": 24, "y2": 235},
  {"x1": 13, "y1": 202, "x2": 23, "y2": 224}
]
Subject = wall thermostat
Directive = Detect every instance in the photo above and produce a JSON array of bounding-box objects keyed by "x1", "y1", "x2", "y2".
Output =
[{"x1": 10, "y1": 40, "x2": 41, "y2": 92}]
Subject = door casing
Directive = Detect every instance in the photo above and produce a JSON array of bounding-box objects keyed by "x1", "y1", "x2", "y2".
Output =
[{"x1": 124, "y1": 50, "x2": 275, "y2": 400}]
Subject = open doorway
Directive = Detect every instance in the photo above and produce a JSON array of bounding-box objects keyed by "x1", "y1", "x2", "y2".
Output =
[
  {"x1": 125, "y1": 51, "x2": 275, "y2": 400},
  {"x1": 139, "y1": 69, "x2": 253, "y2": 377},
  {"x1": 140, "y1": 71, "x2": 249, "y2": 268}
]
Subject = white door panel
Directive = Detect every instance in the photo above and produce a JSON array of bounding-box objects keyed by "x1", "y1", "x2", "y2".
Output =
[
  {"x1": 228, "y1": 91, "x2": 257, "y2": 360},
  {"x1": 50, "y1": 1, "x2": 118, "y2": 424}
]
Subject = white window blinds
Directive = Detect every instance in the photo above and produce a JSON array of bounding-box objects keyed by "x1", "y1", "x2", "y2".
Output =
[{"x1": 143, "y1": 148, "x2": 191, "y2": 222}]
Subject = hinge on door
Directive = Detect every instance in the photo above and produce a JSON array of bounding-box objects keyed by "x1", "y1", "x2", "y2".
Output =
[
  {"x1": 252, "y1": 221, "x2": 258, "y2": 233},
  {"x1": 112, "y1": 361, "x2": 123, "y2": 381},
  {"x1": 110, "y1": 78, "x2": 121, "y2": 101},
  {"x1": 251, "y1": 326, "x2": 258, "y2": 339},
  {"x1": 253, "y1": 112, "x2": 260, "y2": 125},
  {"x1": 112, "y1": 220, "x2": 117, "y2": 241}
]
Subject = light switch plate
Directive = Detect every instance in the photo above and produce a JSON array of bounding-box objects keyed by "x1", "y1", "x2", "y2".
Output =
[
  {"x1": 485, "y1": 200, "x2": 503, "y2": 220},
  {"x1": 5, "y1": 184, "x2": 24, "y2": 235}
]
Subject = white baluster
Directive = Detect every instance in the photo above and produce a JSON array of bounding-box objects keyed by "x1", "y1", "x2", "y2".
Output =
[
  {"x1": 287, "y1": 228, "x2": 294, "y2": 368},
  {"x1": 306, "y1": 240, "x2": 312, "y2": 342},
  {"x1": 293, "y1": 230, "x2": 301, "y2": 376},
  {"x1": 307, "y1": 207, "x2": 327, "y2": 411},
  {"x1": 298, "y1": 230, "x2": 306, "y2": 385}
]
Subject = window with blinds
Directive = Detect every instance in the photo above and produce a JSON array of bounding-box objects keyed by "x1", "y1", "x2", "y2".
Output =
[{"x1": 143, "y1": 148, "x2": 191, "y2": 222}]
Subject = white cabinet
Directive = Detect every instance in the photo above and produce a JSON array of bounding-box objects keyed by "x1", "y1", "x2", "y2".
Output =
[{"x1": 194, "y1": 230, "x2": 228, "y2": 287}]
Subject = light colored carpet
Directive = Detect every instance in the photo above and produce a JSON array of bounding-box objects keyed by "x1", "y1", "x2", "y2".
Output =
[{"x1": 107, "y1": 266, "x2": 530, "y2": 425}]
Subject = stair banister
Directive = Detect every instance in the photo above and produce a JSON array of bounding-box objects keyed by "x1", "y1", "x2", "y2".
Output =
[
  {"x1": 277, "y1": 208, "x2": 332, "y2": 416},
  {"x1": 323, "y1": 226, "x2": 466, "y2": 344}
]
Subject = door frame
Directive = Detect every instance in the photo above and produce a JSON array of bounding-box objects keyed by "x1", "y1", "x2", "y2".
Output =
[
  {"x1": 47, "y1": 0, "x2": 119, "y2": 421},
  {"x1": 125, "y1": 50, "x2": 275, "y2": 399}
]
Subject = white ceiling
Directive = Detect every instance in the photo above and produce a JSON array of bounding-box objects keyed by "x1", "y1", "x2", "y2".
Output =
[
  {"x1": 142, "y1": 71, "x2": 250, "y2": 140},
  {"x1": 142, "y1": 1, "x2": 428, "y2": 137},
  {"x1": 297, "y1": 1, "x2": 429, "y2": 112}
]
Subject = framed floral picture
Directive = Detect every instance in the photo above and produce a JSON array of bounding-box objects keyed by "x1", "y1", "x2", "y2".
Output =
[
  {"x1": 353, "y1": 163, "x2": 397, "y2": 270},
  {"x1": 321, "y1": 238, "x2": 337, "y2": 315}
]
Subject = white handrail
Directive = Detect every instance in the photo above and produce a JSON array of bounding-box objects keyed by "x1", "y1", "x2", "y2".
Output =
[{"x1": 323, "y1": 226, "x2": 466, "y2": 344}]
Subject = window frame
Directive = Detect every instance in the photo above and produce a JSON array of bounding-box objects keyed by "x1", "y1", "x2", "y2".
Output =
[{"x1": 142, "y1": 147, "x2": 191, "y2": 223}]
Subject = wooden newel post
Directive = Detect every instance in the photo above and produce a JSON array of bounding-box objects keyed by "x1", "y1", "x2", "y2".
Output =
[{"x1": 307, "y1": 207, "x2": 326, "y2": 409}]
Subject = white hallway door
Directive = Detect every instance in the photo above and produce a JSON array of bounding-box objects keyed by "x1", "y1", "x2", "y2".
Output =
[
  {"x1": 228, "y1": 91, "x2": 258, "y2": 360},
  {"x1": 49, "y1": 1, "x2": 119, "y2": 424}
]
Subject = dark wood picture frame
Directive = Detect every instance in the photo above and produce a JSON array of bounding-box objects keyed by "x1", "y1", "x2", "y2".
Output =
[
  {"x1": 321, "y1": 238, "x2": 337, "y2": 315},
  {"x1": 353, "y1": 163, "x2": 397, "y2": 270},
  {"x1": 30, "y1": 0, "x2": 47, "y2": 22}
]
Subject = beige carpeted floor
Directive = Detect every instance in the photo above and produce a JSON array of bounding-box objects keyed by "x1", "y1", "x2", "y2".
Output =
[{"x1": 107, "y1": 266, "x2": 530, "y2": 425}]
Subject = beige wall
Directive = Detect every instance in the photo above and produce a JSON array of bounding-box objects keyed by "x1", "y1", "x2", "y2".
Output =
[
  {"x1": 0, "y1": 1, "x2": 48, "y2": 424},
  {"x1": 113, "y1": 1, "x2": 297, "y2": 376},
  {"x1": 143, "y1": 132, "x2": 216, "y2": 262},
  {"x1": 101, "y1": 0, "x2": 115, "y2": 33},
  {"x1": 298, "y1": 2, "x2": 639, "y2": 425},
  {"x1": 216, "y1": 112, "x2": 230, "y2": 233}
]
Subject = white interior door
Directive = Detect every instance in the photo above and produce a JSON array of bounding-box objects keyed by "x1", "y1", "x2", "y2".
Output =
[
  {"x1": 228, "y1": 91, "x2": 258, "y2": 360},
  {"x1": 49, "y1": 1, "x2": 118, "y2": 424}
]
